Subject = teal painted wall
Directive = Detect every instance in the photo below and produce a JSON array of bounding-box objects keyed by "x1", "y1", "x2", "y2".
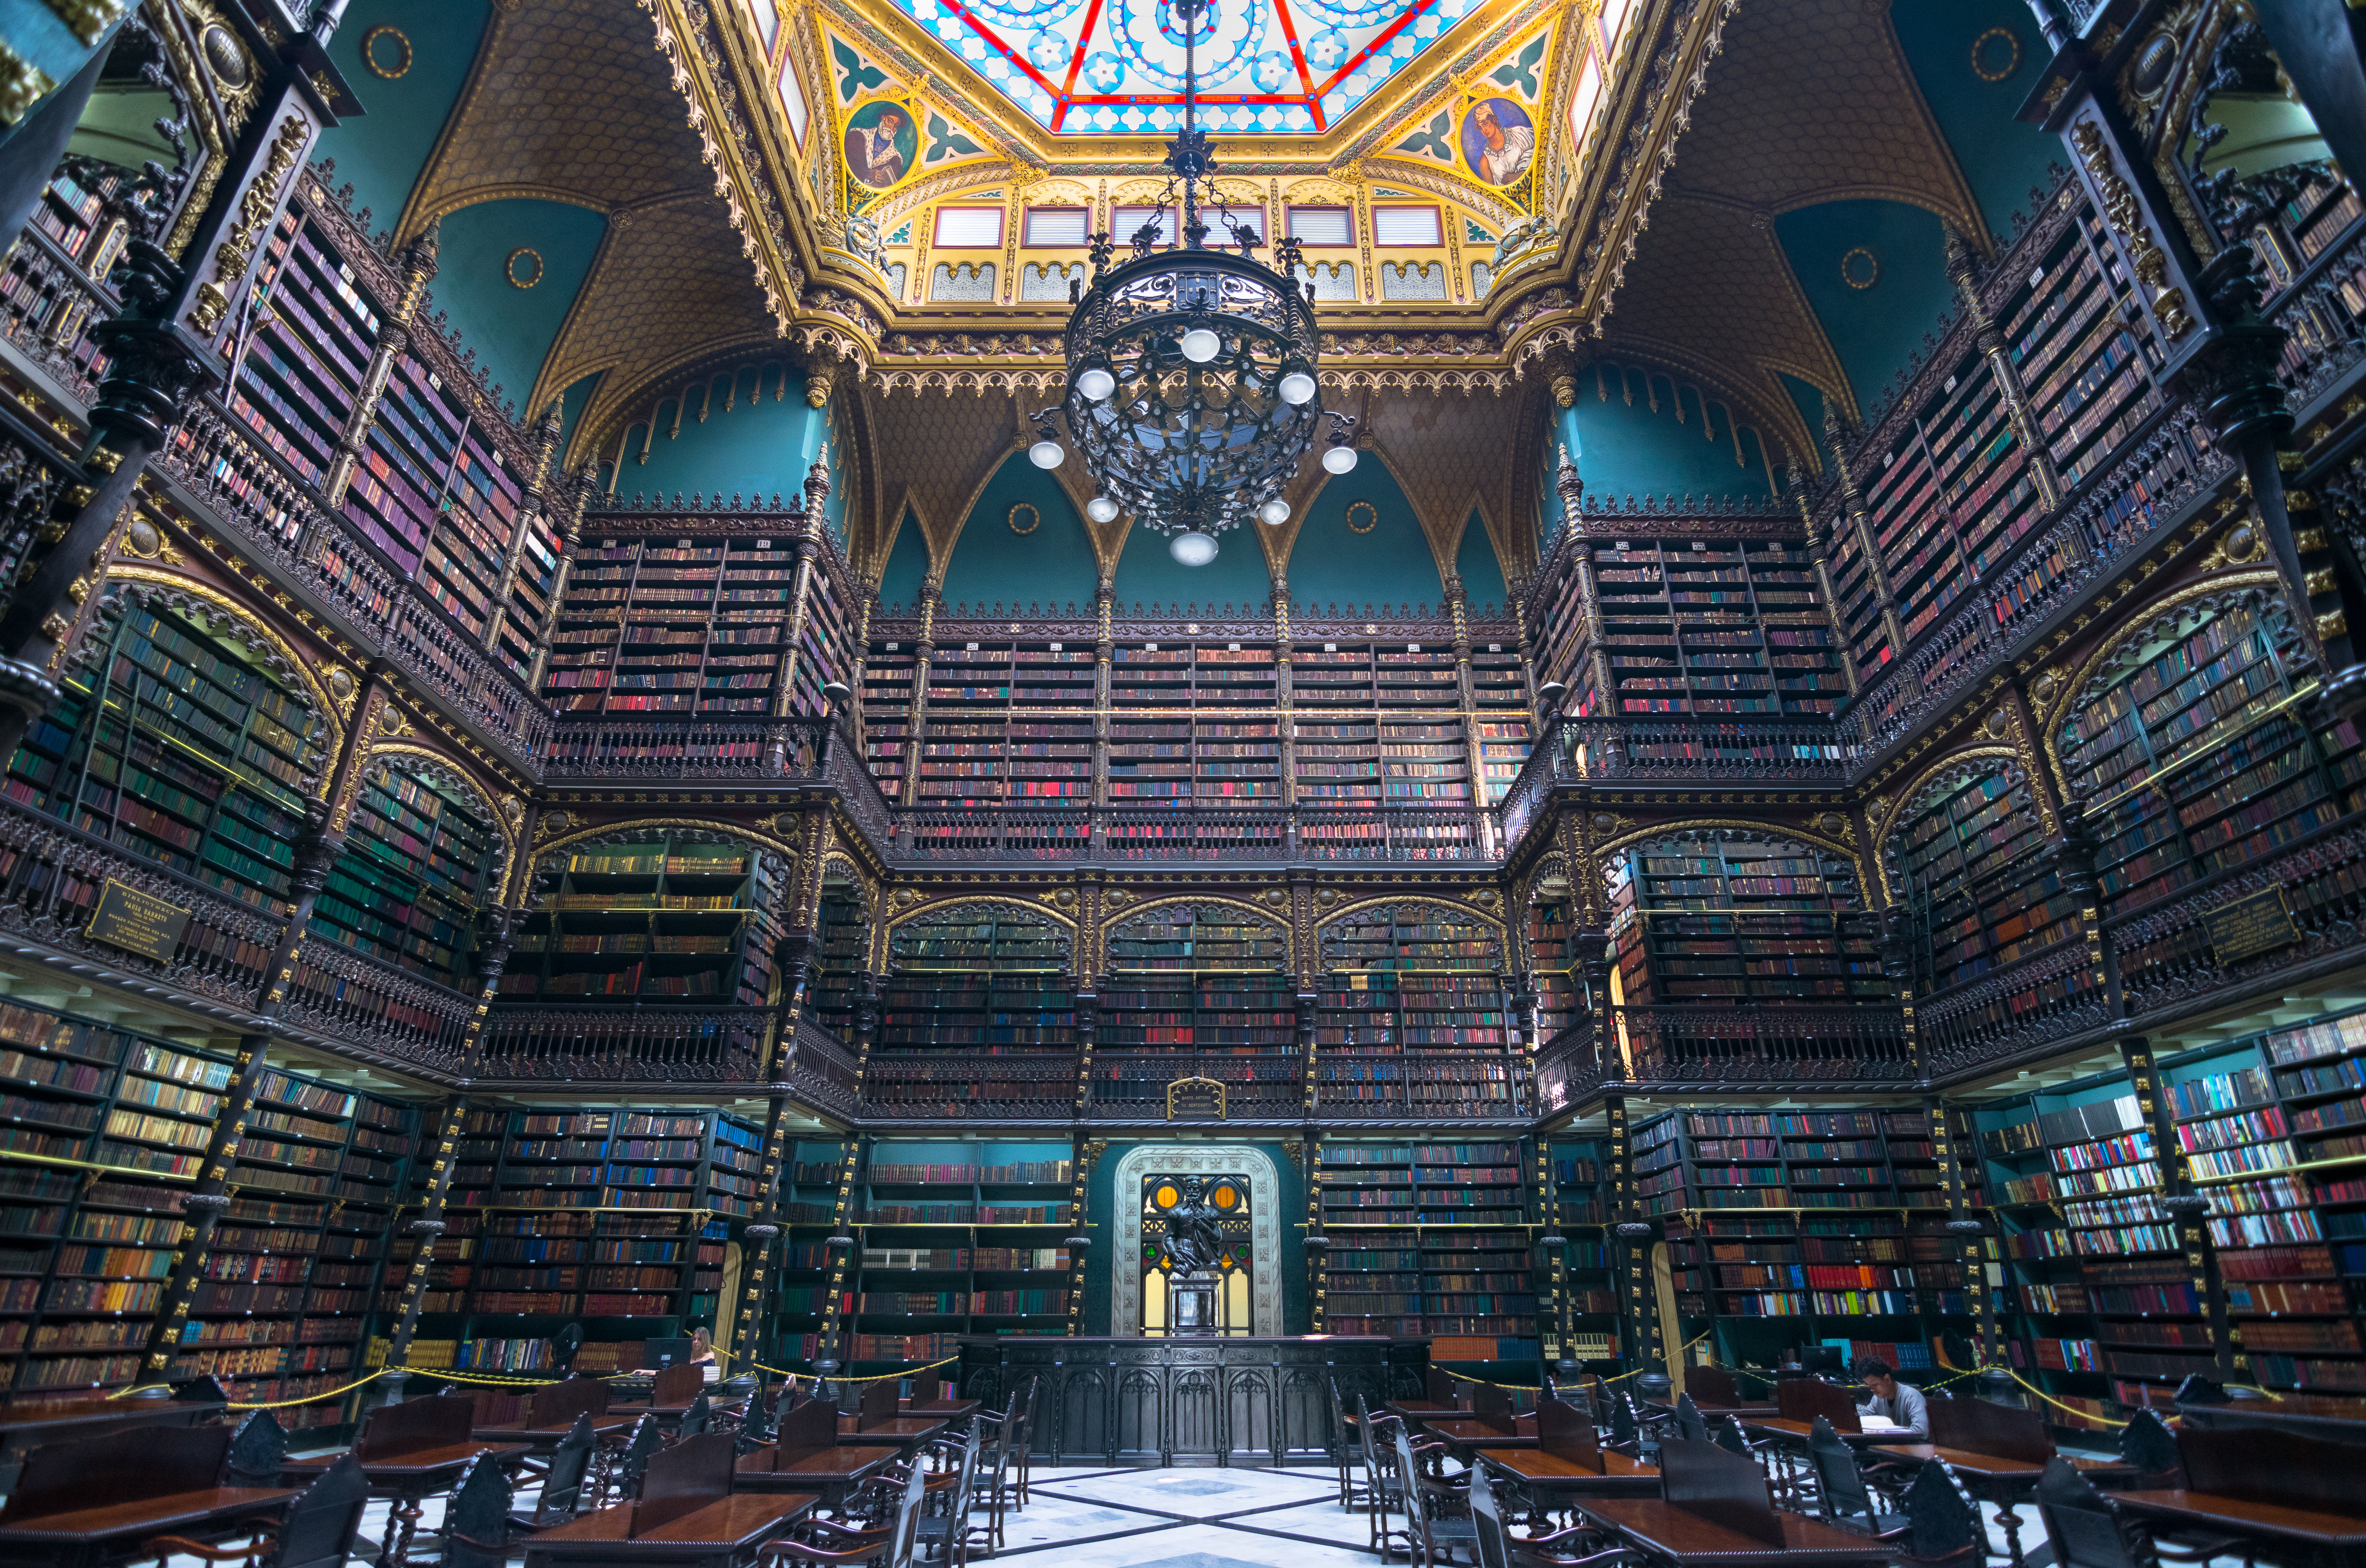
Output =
[
  {"x1": 877, "y1": 508, "x2": 931, "y2": 608},
  {"x1": 1775, "y1": 200, "x2": 1956, "y2": 418},
  {"x1": 1111, "y1": 524, "x2": 1275, "y2": 613},
  {"x1": 1285, "y1": 462, "x2": 1443, "y2": 614},
  {"x1": 611, "y1": 364, "x2": 827, "y2": 507},
  {"x1": 1562, "y1": 370, "x2": 1776, "y2": 507},
  {"x1": 557, "y1": 373, "x2": 603, "y2": 464},
  {"x1": 1454, "y1": 513, "x2": 1510, "y2": 613},
  {"x1": 937, "y1": 456, "x2": 1100, "y2": 614},
  {"x1": 423, "y1": 199, "x2": 606, "y2": 419},
  {"x1": 317, "y1": 2, "x2": 491, "y2": 238},
  {"x1": 1082, "y1": 1144, "x2": 1307, "y2": 1336},
  {"x1": 1893, "y1": 2, "x2": 2061, "y2": 243}
]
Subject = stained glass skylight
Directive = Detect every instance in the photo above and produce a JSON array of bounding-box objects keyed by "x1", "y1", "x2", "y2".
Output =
[{"x1": 896, "y1": 0, "x2": 1483, "y2": 135}]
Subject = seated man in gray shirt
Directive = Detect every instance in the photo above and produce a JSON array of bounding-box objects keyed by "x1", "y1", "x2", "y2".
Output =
[{"x1": 1853, "y1": 1355, "x2": 1930, "y2": 1437}]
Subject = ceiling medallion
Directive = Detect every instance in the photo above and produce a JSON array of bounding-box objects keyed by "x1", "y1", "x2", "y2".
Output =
[
  {"x1": 362, "y1": 25, "x2": 412, "y2": 80},
  {"x1": 1345, "y1": 499, "x2": 1377, "y2": 534},
  {"x1": 1008, "y1": 501, "x2": 1042, "y2": 535},
  {"x1": 1027, "y1": 0, "x2": 1356, "y2": 568},
  {"x1": 505, "y1": 247, "x2": 544, "y2": 289},
  {"x1": 1839, "y1": 246, "x2": 1880, "y2": 291}
]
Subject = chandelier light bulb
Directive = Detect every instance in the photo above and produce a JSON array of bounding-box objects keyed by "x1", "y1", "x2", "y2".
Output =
[
  {"x1": 1170, "y1": 530, "x2": 1219, "y2": 565},
  {"x1": 1029, "y1": 438, "x2": 1066, "y2": 469},
  {"x1": 1278, "y1": 370, "x2": 1317, "y2": 405},
  {"x1": 1259, "y1": 499, "x2": 1290, "y2": 526},
  {"x1": 1179, "y1": 327, "x2": 1221, "y2": 364},
  {"x1": 1086, "y1": 496, "x2": 1120, "y2": 523},
  {"x1": 1077, "y1": 366, "x2": 1116, "y2": 402},
  {"x1": 1322, "y1": 445, "x2": 1359, "y2": 475}
]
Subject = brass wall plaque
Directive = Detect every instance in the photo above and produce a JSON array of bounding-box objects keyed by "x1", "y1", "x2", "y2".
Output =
[
  {"x1": 2201, "y1": 886, "x2": 2300, "y2": 965},
  {"x1": 86, "y1": 880, "x2": 192, "y2": 964},
  {"x1": 1165, "y1": 1076, "x2": 1226, "y2": 1120}
]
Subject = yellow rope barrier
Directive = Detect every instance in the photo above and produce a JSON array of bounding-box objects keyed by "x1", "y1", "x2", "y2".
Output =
[
  {"x1": 750, "y1": 1355, "x2": 960, "y2": 1384},
  {"x1": 224, "y1": 1370, "x2": 389, "y2": 1411}
]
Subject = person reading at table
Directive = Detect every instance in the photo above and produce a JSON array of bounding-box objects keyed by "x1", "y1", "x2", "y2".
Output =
[{"x1": 1854, "y1": 1357, "x2": 1928, "y2": 1438}]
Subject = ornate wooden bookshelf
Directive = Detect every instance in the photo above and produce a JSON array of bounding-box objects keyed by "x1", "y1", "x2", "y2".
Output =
[
  {"x1": 1606, "y1": 829, "x2": 1884, "y2": 1004},
  {"x1": 502, "y1": 838, "x2": 775, "y2": 1003},
  {"x1": 1318, "y1": 1138, "x2": 1540, "y2": 1366}
]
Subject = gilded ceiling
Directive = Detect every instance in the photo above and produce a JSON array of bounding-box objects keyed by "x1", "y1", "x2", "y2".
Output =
[{"x1": 381, "y1": 0, "x2": 2006, "y2": 570}]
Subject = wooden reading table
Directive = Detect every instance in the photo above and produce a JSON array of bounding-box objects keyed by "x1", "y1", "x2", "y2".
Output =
[
  {"x1": 527, "y1": 1435, "x2": 814, "y2": 1568},
  {"x1": 2115, "y1": 1427, "x2": 2366, "y2": 1568},
  {"x1": 0, "y1": 1425, "x2": 292, "y2": 1568},
  {"x1": 609, "y1": 1366, "x2": 709, "y2": 1427},
  {"x1": 0, "y1": 1383, "x2": 228, "y2": 1493},
  {"x1": 1478, "y1": 1398, "x2": 1659, "y2": 1527},
  {"x1": 735, "y1": 1399, "x2": 898, "y2": 1516},
  {"x1": 475, "y1": 1376, "x2": 636, "y2": 1451},
  {"x1": 1869, "y1": 1397, "x2": 2132, "y2": 1568},
  {"x1": 1421, "y1": 1382, "x2": 1538, "y2": 1464},
  {"x1": 833, "y1": 1382, "x2": 945, "y2": 1459},
  {"x1": 1648, "y1": 1369, "x2": 1778, "y2": 1420},
  {"x1": 281, "y1": 1395, "x2": 531, "y2": 1568},
  {"x1": 1574, "y1": 1437, "x2": 1891, "y2": 1568}
]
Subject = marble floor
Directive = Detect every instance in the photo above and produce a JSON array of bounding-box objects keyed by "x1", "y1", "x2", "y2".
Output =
[{"x1": 190, "y1": 1452, "x2": 2243, "y2": 1568}]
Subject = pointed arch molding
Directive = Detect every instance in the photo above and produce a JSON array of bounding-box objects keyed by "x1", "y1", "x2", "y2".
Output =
[
  {"x1": 92, "y1": 569, "x2": 346, "y2": 774},
  {"x1": 1102, "y1": 896, "x2": 1293, "y2": 953},
  {"x1": 1592, "y1": 818, "x2": 1869, "y2": 915},
  {"x1": 1872, "y1": 746, "x2": 2028, "y2": 908},
  {"x1": 884, "y1": 898, "x2": 1077, "y2": 972},
  {"x1": 530, "y1": 820, "x2": 804, "y2": 924},
  {"x1": 2041, "y1": 569, "x2": 2295, "y2": 751},
  {"x1": 363, "y1": 741, "x2": 524, "y2": 905},
  {"x1": 1111, "y1": 1143, "x2": 1283, "y2": 1339},
  {"x1": 1314, "y1": 898, "x2": 1508, "y2": 964}
]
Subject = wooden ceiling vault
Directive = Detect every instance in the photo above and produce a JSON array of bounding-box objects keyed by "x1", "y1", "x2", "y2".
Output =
[{"x1": 392, "y1": 0, "x2": 1990, "y2": 586}]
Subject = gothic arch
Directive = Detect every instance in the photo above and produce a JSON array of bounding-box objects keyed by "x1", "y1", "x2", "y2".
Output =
[{"x1": 363, "y1": 742, "x2": 522, "y2": 903}]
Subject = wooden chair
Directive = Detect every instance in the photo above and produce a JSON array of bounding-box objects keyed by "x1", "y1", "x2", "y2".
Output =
[
  {"x1": 970, "y1": 1382, "x2": 1024, "y2": 1554},
  {"x1": 515, "y1": 1413, "x2": 598, "y2": 1526},
  {"x1": 1468, "y1": 1462, "x2": 1631, "y2": 1568},
  {"x1": 1891, "y1": 1459, "x2": 1983, "y2": 1568},
  {"x1": 2118, "y1": 1408, "x2": 2181, "y2": 1486},
  {"x1": 1805, "y1": 1416, "x2": 1905, "y2": 1539},
  {"x1": 759, "y1": 1451, "x2": 930, "y2": 1568},
  {"x1": 913, "y1": 1425, "x2": 983, "y2": 1568},
  {"x1": 2032, "y1": 1455, "x2": 2161, "y2": 1568},
  {"x1": 1007, "y1": 1376, "x2": 1039, "y2": 1510},
  {"x1": 1671, "y1": 1393, "x2": 1708, "y2": 1445},
  {"x1": 223, "y1": 1410, "x2": 287, "y2": 1489},
  {"x1": 676, "y1": 1392, "x2": 713, "y2": 1441},
  {"x1": 976, "y1": 1376, "x2": 1037, "y2": 1534},
  {"x1": 609, "y1": 1414, "x2": 664, "y2": 1505},
  {"x1": 1353, "y1": 1393, "x2": 1415, "y2": 1562},
  {"x1": 438, "y1": 1449, "x2": 520, "y2": 1568},
  {"x1": 1394, "y1": 1416, "x2": 1475, "y2": 1568},
  {"x1": 1329, "y1": 1376, "x2": 1384, "y2": 1511},
  {"x1": 144, "y1": 1454, "x2": 370, "y2": 1568}
]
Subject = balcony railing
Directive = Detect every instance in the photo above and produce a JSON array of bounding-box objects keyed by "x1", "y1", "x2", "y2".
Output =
[
  {"x1": 472, "y1": 1004, "x2": 769, "y2": 1083},
  {"x1": 877, "y1": 801, "x2": 1496, "y2": 864},
  {"x1": 1535, "y1": 1005, "x2": 1912, "y2": 1114},
  {"x1": 158, "y1": 398, "x2": 553, "y2": 768},
  {"x1": 0, "y1": 223, "x2": 112, "y2": 406}
]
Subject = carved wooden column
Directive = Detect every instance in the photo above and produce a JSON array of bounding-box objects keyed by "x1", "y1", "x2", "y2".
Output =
[
  {"x1": 901, "y1": 587, "x2": 938, "y2": 807},
  {"x1": 1606, "y1": 1096, "x2": 1661, "y2": 1386},
  {"x1": 1789, "y1": 463, "x2": 1860, "y2": 700},
  {"x1": 1942, "y1": 225, "x2": 2064, "y2": 511},
  {"x1": 1066, "y1": 977, "x2": 1099, "y2": 1335},
  {"x1": 322, "y1": 223, "x2": 440, "y2": 506},
  {"x1": 1091, "y1": 581, "x2": 1115, "y2": 849},
  {"x1": 1532, "y1": 1135, "x2": 1572, "y2": 1377},
  {"x1": 1301, "y1": 1130, "x2": 1327, "y2": 1335},
  {"x1": 1926, "y1": 1096, "x2": 1998, "y2": 1371},
  {"x1": 1554, "y1": 450, "x2": 1615, "y2": 708},
  {"x1": 812, "y1": 1138, "x2": 866, "y2": 1376},
  {"x1": 526, "y1": 468, "x2": 593, "y2": 691},
  {"x1": 725, "y1": 1093, "x2": 795, "y2": 1384},
  {"x1": 1821, "y1": 404, "x2": 1912, "y2": 676},
  {"x1": 771, "y1": 454, "x2": 833, "y2": 724},
  {"x1": 376, "y1": 1098, "x2": 467, "y2": 1402},
  {"x1": 135, "y1": 1033, "x2": 274, "y2": 1382},
  {"x1": 481, "y1": 401, "x2": 565, "y2": 655}
]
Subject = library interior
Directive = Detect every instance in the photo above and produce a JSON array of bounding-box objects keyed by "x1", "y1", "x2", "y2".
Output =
[{"x1": 3, "y1": 0, "x2": 2366, "y2": 1564}]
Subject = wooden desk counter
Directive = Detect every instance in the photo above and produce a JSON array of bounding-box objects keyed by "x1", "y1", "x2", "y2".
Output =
[
  {"x1": 1480, "y1": 1449, "x2": 1659, "y2": 1500},
  {"x1": 903, "y1": 1399, "x2": 980, "y2": 1419},
  {"x1": 734, "y1": 1447, "x2": 896, "y2": 1512},
  {"x1": 0, "y1": 1487, "x2": 293, "y2": 1568},
  {"x1": 1740, "y1": 1418, "x2": 1901, "y2": 1447},
  {"x1": 1422, "y1": 1418, "x2": 1538, "y2": 1464},
  {"x1": 1576, "y1": 1498, "x2": 1895, "y2": 1568},
  {"x1": 282, "y1": 1441, "x2": 532, "y2": 1568},
  {"x1": 523, "y1": 1492, "x2": 817, "y2": 1568},
  {"x1": 1869, "y1": 1444, "x2": 2131, "y2": 1484},
  {"x1": 834, "y1": 1416, "x2": 944, "y2": 1453},
  {"x1": 2115, "y1": 1490, "x2": 2366, "y2": 1553},
  {"x1": 473, "y1": 1419, "x2": 636, "y2": 1449}
]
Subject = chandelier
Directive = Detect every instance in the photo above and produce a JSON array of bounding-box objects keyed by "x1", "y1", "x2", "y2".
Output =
[{"x1": 1027, "y1": 0, "x2": 1358, "y2": 566}]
